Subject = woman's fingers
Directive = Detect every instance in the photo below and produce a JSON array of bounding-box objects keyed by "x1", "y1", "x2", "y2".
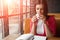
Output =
[{"x1": 32, "y1": 16, "x2": 37, "y2": 22}]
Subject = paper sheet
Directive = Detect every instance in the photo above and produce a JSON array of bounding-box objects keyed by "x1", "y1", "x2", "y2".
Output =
[
  {"x1": 16, "y1": 34, "x2": 34, "y2": 40},
  {"x1": 34, "y1": 35, "x2": 46, "y2": 40}
]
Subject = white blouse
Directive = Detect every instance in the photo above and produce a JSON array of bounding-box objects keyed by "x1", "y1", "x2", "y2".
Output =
[{"x1": 36, "y1": 19, "x2": 44, "y2": 34}]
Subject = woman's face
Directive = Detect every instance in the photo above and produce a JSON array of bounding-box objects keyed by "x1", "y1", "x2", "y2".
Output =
[{"x1": 36, "y1": 4, "x2": 44, "y2": 15}]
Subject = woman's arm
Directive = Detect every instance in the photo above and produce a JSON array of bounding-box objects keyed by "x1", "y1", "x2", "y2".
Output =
[
  {"x1": 44, "y1": 16, "x2": 56, "y2": 37},
  {"x1": 30, "y1": 16, "x2": 37, "y2": 35},
  {"x1": 30, "y1": 22, "x2": 36, "y2": 35},
  {"x1": 44, "y1": 23, "x2": 53, "y2": 37}
]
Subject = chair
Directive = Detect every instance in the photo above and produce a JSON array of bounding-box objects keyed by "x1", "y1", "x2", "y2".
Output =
[{"x1": 23, "y1": 18, "x2": 31, "y2": 34}]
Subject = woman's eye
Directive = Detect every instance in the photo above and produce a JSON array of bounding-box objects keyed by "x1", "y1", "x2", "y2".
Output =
[{"x1": 37, "y1": 8, "x2": 39, "y2": 10}]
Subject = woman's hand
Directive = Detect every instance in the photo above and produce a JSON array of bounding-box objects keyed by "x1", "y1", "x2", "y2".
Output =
[
  {"x1": 31, "y1": 15, "x2": 37, "y2": 22},
  {"x1": 39, "y1": 15, "x2": 46, "y2": 23}
]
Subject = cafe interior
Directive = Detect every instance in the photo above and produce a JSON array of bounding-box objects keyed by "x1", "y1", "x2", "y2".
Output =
[{"x1": 0, "y1": 0, "x2": 60, "y2": 40}]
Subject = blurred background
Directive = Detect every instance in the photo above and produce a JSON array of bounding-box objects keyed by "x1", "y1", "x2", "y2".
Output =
[{"x1": 0, "y1": 0, "x2": 60, "y2": 40}]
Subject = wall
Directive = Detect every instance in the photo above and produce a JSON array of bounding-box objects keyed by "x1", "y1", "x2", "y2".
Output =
[
  {"x1": 48, "y1": 13, "x2": 60, "y2": 37},
  {"x1": 47, "y1": 0, "x2": 60, "y2": 13}
]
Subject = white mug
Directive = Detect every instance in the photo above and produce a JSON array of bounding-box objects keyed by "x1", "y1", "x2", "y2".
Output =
[{"x1": 36, "y1": 13, "x2": 40, "y2": 19}]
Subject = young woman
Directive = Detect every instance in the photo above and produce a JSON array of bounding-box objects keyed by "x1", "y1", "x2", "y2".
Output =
[{"x1": 30, "y1": 0, "x2": 56, "y2": 37}]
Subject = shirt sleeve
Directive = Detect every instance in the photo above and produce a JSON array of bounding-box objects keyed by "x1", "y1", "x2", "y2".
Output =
[
  {"x1": 30, "y1": 20, "x2": 35, "y2": 32},
  {"x1": 30, "y1": 19, "x2": 37, "y2": 34},
  {"x1": 30, "y1": 20, "x2": 33, "y2": 32},
  {"x1": 47, "y1": 16, "x2": 56, "y2": 36}
]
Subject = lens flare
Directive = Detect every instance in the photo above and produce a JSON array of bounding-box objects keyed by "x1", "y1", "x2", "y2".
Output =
[{"x1": 6, "y1": 0, "x2": 12, "y2": 5}]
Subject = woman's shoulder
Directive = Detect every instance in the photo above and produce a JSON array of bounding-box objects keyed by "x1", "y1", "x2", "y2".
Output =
[
  {"x1": 48, "y1": 15, "x2": 55, "y2": 20},
  {"x1": 47, "y1": 15, "x2": 55, "y2": 21}
]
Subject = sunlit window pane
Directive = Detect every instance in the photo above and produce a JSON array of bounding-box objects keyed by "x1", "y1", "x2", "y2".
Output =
[
  {"x1": 27, "y1": 13, "x2": 30, "y2": 18},
  {"x1": 27, "y1": 0, "x2": 30, "y2": 18},
  {"x1": 0, "y1": 0, "x2": 3, "y2": 16},
  {"x1": 27, "y1": 0, "x2": 30, "y2": 12},
  {"x1": 23, "y1": 6, "x2": 26, "y2": 13},
  {"x1": 7, "y1": 0, "x2": 20, "y2": 34},
  {"x1": 9, "y1": 16, "x2": 20, "y2": 34},
  {"x1": 0, "y1": 0, "x2": 3, "y2": 40},
  {"x1": 8, "y1": 0, "x2": 20, "y2": 15},
  {"x1": 27, "y1": 7, "x2": 30, "y2": 12},
  {"x1": 23, "y1": 14, "x2": 26, "y2": 20},
  {"x1": 23, "y1": 0, "x2": 26, "y2": 13},
  {"x1": 0, "y1": 19, "x2": 3, "y2": 40},
  {"x1": 27, "y1": 0, "x2": 30, "y2": 6},
  {"x1": 23, "y1": 0, "x2": 26, "y2": 6}
]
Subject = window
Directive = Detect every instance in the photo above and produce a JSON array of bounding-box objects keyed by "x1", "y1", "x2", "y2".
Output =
[
  {"x1": 9, "y1": 16, "x2": 20, "y2": 34},
  {"x1": 23, "y1": 0, "x2": 30, "y2": 19},
  {"x1": 8, "y1": 0, "x2": 20, "y2": 15},
  {"x1": 8, "y1": 0, "x2": 20, "y2": 34},
  {"x1": 0, "y1": 0, "x2": 3, "y2": 39},
  {"x1": 0, "y1": 0, "x2": 3, "y2": 16},
  {"x1": 0, "y1": 0, "x2": 31, "y2": 38},
  {"x1": 0, "y1": 19, "x2": 3, "y2": 40},
  {"x1": 23, "y1": 0, "x2": 30, "y2": 31}
]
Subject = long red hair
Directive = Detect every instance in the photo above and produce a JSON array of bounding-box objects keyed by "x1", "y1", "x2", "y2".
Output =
[{"x1": 35, "y1": 0, "x2": 48, "y2": 17}]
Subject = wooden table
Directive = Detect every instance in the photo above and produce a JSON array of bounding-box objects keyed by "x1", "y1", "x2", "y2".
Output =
[
  {"x1": 48, "y1": 37, "x2": 60, "y2": 40},
  {"x1": 3, "y1": 34, "x2": 60, "y2": 40},
  {"x1": 2, "y1": 34, "x2": 20, "y2": 40}
]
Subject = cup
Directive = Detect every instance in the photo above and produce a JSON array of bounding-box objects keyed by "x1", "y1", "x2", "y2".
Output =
[{"x1": 36, "y1": 13, "x2": 40, "y2": 19}]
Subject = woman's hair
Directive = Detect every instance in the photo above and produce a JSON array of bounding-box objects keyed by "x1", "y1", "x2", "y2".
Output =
[{"x1": 36, "y1": 0, "x2": 48, "y2": 17}]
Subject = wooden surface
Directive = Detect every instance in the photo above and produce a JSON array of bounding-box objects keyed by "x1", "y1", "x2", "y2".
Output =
[
  {"x1": 2, "y1": 34, "x2": 60, "y2": 40},
  {"x1": 48, "y1": 37, "x2": 60, "y2": 40},
  {"x1": 48, "y1": 13, "x2": 60, "y2": 20},
  {"x1": 2, "y1": 34, "x2": 20, "y2": 40}
]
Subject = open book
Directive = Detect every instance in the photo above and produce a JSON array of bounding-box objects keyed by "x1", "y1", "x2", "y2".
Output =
[
  {"x1": 34, "y1": 35, "x2": 46, "y2": 40},
  {"x1": 16, "y1": 34, "x2": 34, "y2": 40},
  {"x1": 16, "y1": 34, "x2": 46, "y2": 40}
]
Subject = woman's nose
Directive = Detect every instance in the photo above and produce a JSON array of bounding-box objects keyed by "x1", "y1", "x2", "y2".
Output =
[{"x1": 40, "y1": 10, "x2": 41, "y2": 13}]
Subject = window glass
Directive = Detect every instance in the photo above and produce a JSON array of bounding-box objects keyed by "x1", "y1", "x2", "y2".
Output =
[
  {"x1": 0, "y1": 19, "x2": 3, "y2": 40},
  {"x1": 9, "y1": 16, "x2": 20, "y2": 34},
  {"x1": 0, "y1": 0, "x2": 3, "y2": 16},
  {"x1": 8, "y1": 0, "x2": 20, "y2": 15},
  {"x1": 23, "y1": 0, "x2": 26, "y2": 13}
]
